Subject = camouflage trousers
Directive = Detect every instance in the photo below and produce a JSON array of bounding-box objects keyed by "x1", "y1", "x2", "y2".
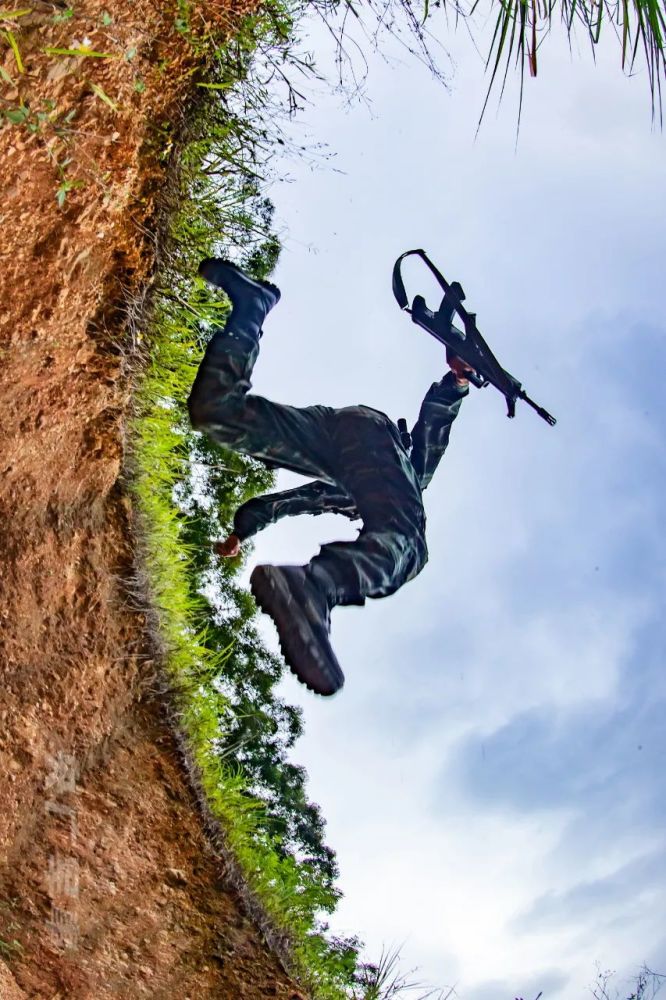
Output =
[
  {"x1": 233, "y1": 480, "x2": 358, "y2": 541},
  {"x1": 187, "y1": 326, "x2": 428, "y2": 608}
]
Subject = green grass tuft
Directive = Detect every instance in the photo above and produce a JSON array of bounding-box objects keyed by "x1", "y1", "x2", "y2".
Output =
[
  {"x1": 129, "y1": 15, "x2": 363, "y2": 990},
  {"x1": 132, "y1": 287, "x2": 359, "y2": 999}
]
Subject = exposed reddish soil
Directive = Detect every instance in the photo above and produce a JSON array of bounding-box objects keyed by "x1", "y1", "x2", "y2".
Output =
[{"x1": 0, "y1": 1, "x2": 302, "y2": 996}]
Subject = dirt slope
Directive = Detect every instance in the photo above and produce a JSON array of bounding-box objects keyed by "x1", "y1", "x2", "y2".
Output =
[{"x1": 0, "y1": 2, "x2": 301, "y2": 996}]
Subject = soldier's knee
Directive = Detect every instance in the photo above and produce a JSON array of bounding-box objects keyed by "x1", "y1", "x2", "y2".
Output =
[
  {"x1": 380, "y1": 523, "x2": 426, "y2": 574},
  {"x1": 187, "y1": 388, "x2": 207, "y2": 430},
  {"x1": 399, "y1": 522, "x2": 428, "y2": 581},
  {"x1": 187, "y1": 385, "x2": 210, "y2": 430},
  {"x1": 188, "y1": 387, "x2": 240, "y2": 435}
]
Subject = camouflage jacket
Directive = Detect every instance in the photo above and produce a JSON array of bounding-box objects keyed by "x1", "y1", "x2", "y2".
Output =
[{"x1": 233, "y1": 371, "x2": 468, "y2": 541}]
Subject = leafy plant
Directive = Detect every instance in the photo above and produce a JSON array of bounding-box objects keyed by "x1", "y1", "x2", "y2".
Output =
[
  {"x1": 0, "y1": 937, "x2": 23, "y2": 959},
  {"x1": 1, "y1": 102, "x2": 30, "y2": 125},
  {"x1": 52, "y1": 6, "x2": 75, "y2": 23},
  {"x1": 55, "y1": 177, "x2": 83, "y2": 207},
  {"x1": 53, "y1": 155, "x2": 85, "y2": 207}
]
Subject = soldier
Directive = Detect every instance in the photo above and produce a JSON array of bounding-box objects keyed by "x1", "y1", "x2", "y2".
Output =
[{"x1": 188, "y1": 259, "x2": 472, "y2": 697}]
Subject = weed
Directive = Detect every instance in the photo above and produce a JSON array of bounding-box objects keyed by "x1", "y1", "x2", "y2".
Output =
[
  {"x1": 2, "y1": 27, "x2": 24, "y2": 71},
  {"x1": 0, "y1": 936, "x2": 23, "y2": 960},
  {"x1": 89, "y1": 80, "x2": 119, "y2": 111},
  {"x1": 174, "y1": 0, "x2": 191, "y2": 36},
  {"x1": 55, "y1": 176, "x2": 84, "y2": 207},
  {"x1": 1, "y1": 102, "x2": 30, "y2": 125},
  {"x1": 129, "y1": 12, "x2": 365, "y2": 992},
  {"x1": 43, "y1": 45, "x2": 116, "y2": 58},
  {"x1": 52, "y1": 155, "x2": 85, "y2": 207},
  {"x1": 52, "y1": 6, "x2": 75, "y2": 23}
]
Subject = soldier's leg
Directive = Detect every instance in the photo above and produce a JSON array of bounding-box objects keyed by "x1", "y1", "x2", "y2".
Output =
[
  {"x1": 187, "y1": 260, "x2": 337, "y2": 483},
  {"x1": 250, "y1": 408, "x2": 428, "y2": 698},
  {"x1": 233, "y1": 481, "x2": 358, "y2": 542}
]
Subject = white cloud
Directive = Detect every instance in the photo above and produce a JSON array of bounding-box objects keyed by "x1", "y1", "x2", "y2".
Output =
[{"x1": 231, "y1": 12, "x2": 666, "y2": 999}]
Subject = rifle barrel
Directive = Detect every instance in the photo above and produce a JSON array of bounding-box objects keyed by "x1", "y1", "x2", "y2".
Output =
[{"x1": 520, "y1": 391, "x2": 557, "y2": 426}]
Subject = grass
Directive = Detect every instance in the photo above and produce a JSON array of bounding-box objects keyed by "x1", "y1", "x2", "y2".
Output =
[
  {"x1": 3, "y1": 28, "x2": 24, "y2": 72},
  {"x1": 127, "y1": 33, "x2": 360, "y2": 973},
  {"x1": 0, "y1": 937, "x2": 22, "y2": 959},
  {"x1": 131, "y1": 279, "x2": 360, "y2": 997},
  {"x1": 125, "y1": 4, "x2": 375, "y2": 991}
]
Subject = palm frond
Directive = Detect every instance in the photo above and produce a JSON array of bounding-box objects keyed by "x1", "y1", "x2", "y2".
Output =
[
  {"x1": 413, "y1": 0, "x2": 666, "y2": 122},
  {"x1": 476, "y1": 0, "x2": 666, "y2": 122}
]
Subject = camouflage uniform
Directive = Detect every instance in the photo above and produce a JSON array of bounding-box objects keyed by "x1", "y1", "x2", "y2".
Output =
[
  {"x1": 188, "y1": 317, "x2": 467, "y2": 609},
  {"x1": 233, "y1": 372, "x2": 468, "y2": 542}
]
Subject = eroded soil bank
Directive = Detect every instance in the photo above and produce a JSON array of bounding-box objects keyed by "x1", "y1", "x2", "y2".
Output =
[{"x1": 0, "y1": 1, "x2": 300, "y2": 995}]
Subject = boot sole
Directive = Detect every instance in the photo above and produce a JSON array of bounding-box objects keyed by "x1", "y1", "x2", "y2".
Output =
[
  {"x1": 198, "y1": 258, "x2": 281, "y2": 302},
  {"x1": 250, "y1": 566, "x2": 344, "y2": 697}
]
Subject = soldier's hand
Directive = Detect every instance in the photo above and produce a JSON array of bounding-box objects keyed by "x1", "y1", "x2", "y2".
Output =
[
  {"x1": 214, "y1": 534, "x2": 241, "y2": 558},
  {"x1": 448, "y1": 354, "x2": 475, "y2": 387}
]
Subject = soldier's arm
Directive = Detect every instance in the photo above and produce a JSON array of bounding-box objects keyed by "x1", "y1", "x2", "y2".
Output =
[
  {"x1": 216, "y1": 481, "x2": 359, "y2": 557},
  {"x1": 410, "y1": 369, "x2": 469, "y2": 490}
]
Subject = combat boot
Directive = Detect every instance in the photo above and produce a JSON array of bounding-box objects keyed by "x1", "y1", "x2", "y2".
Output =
[
  {"x1": 198, "y1": 258, "x2": 280, "y2": 341},
  {"x1": 250, "y1": 565, "x2": 345, "y2": 697}
]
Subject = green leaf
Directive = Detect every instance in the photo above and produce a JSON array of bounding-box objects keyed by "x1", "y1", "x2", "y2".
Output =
[
  {"x1": 5, "y1": 105, "x2": 29, "y2": 123},
  {"x1": 43, "y1": 45, "x2": 116, "y2": 57},
  {"x1": 0, "y1": 8, "x2": 32, "y2": 18},
  {"x1": 3, "y1": 28, "x2": 24, "y2": 72},
  {"x1": 89, "y1": 80, "x2": 118, "y2": 111}
]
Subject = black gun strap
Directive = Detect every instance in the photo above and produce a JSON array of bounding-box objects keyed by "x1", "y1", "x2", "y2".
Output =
[{"x1": 392, "y1": 248, "x2": 429, "y2": 311}]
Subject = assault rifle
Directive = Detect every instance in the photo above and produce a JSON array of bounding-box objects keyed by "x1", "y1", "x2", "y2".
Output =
[{"x1": 392, "y1": 249, "x2": 556, "y2": 426}]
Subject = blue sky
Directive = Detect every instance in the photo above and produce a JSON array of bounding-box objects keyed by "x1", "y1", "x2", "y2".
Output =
[{"x1": 235, "y1": 12, "x2": 666, "y2": 999}]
